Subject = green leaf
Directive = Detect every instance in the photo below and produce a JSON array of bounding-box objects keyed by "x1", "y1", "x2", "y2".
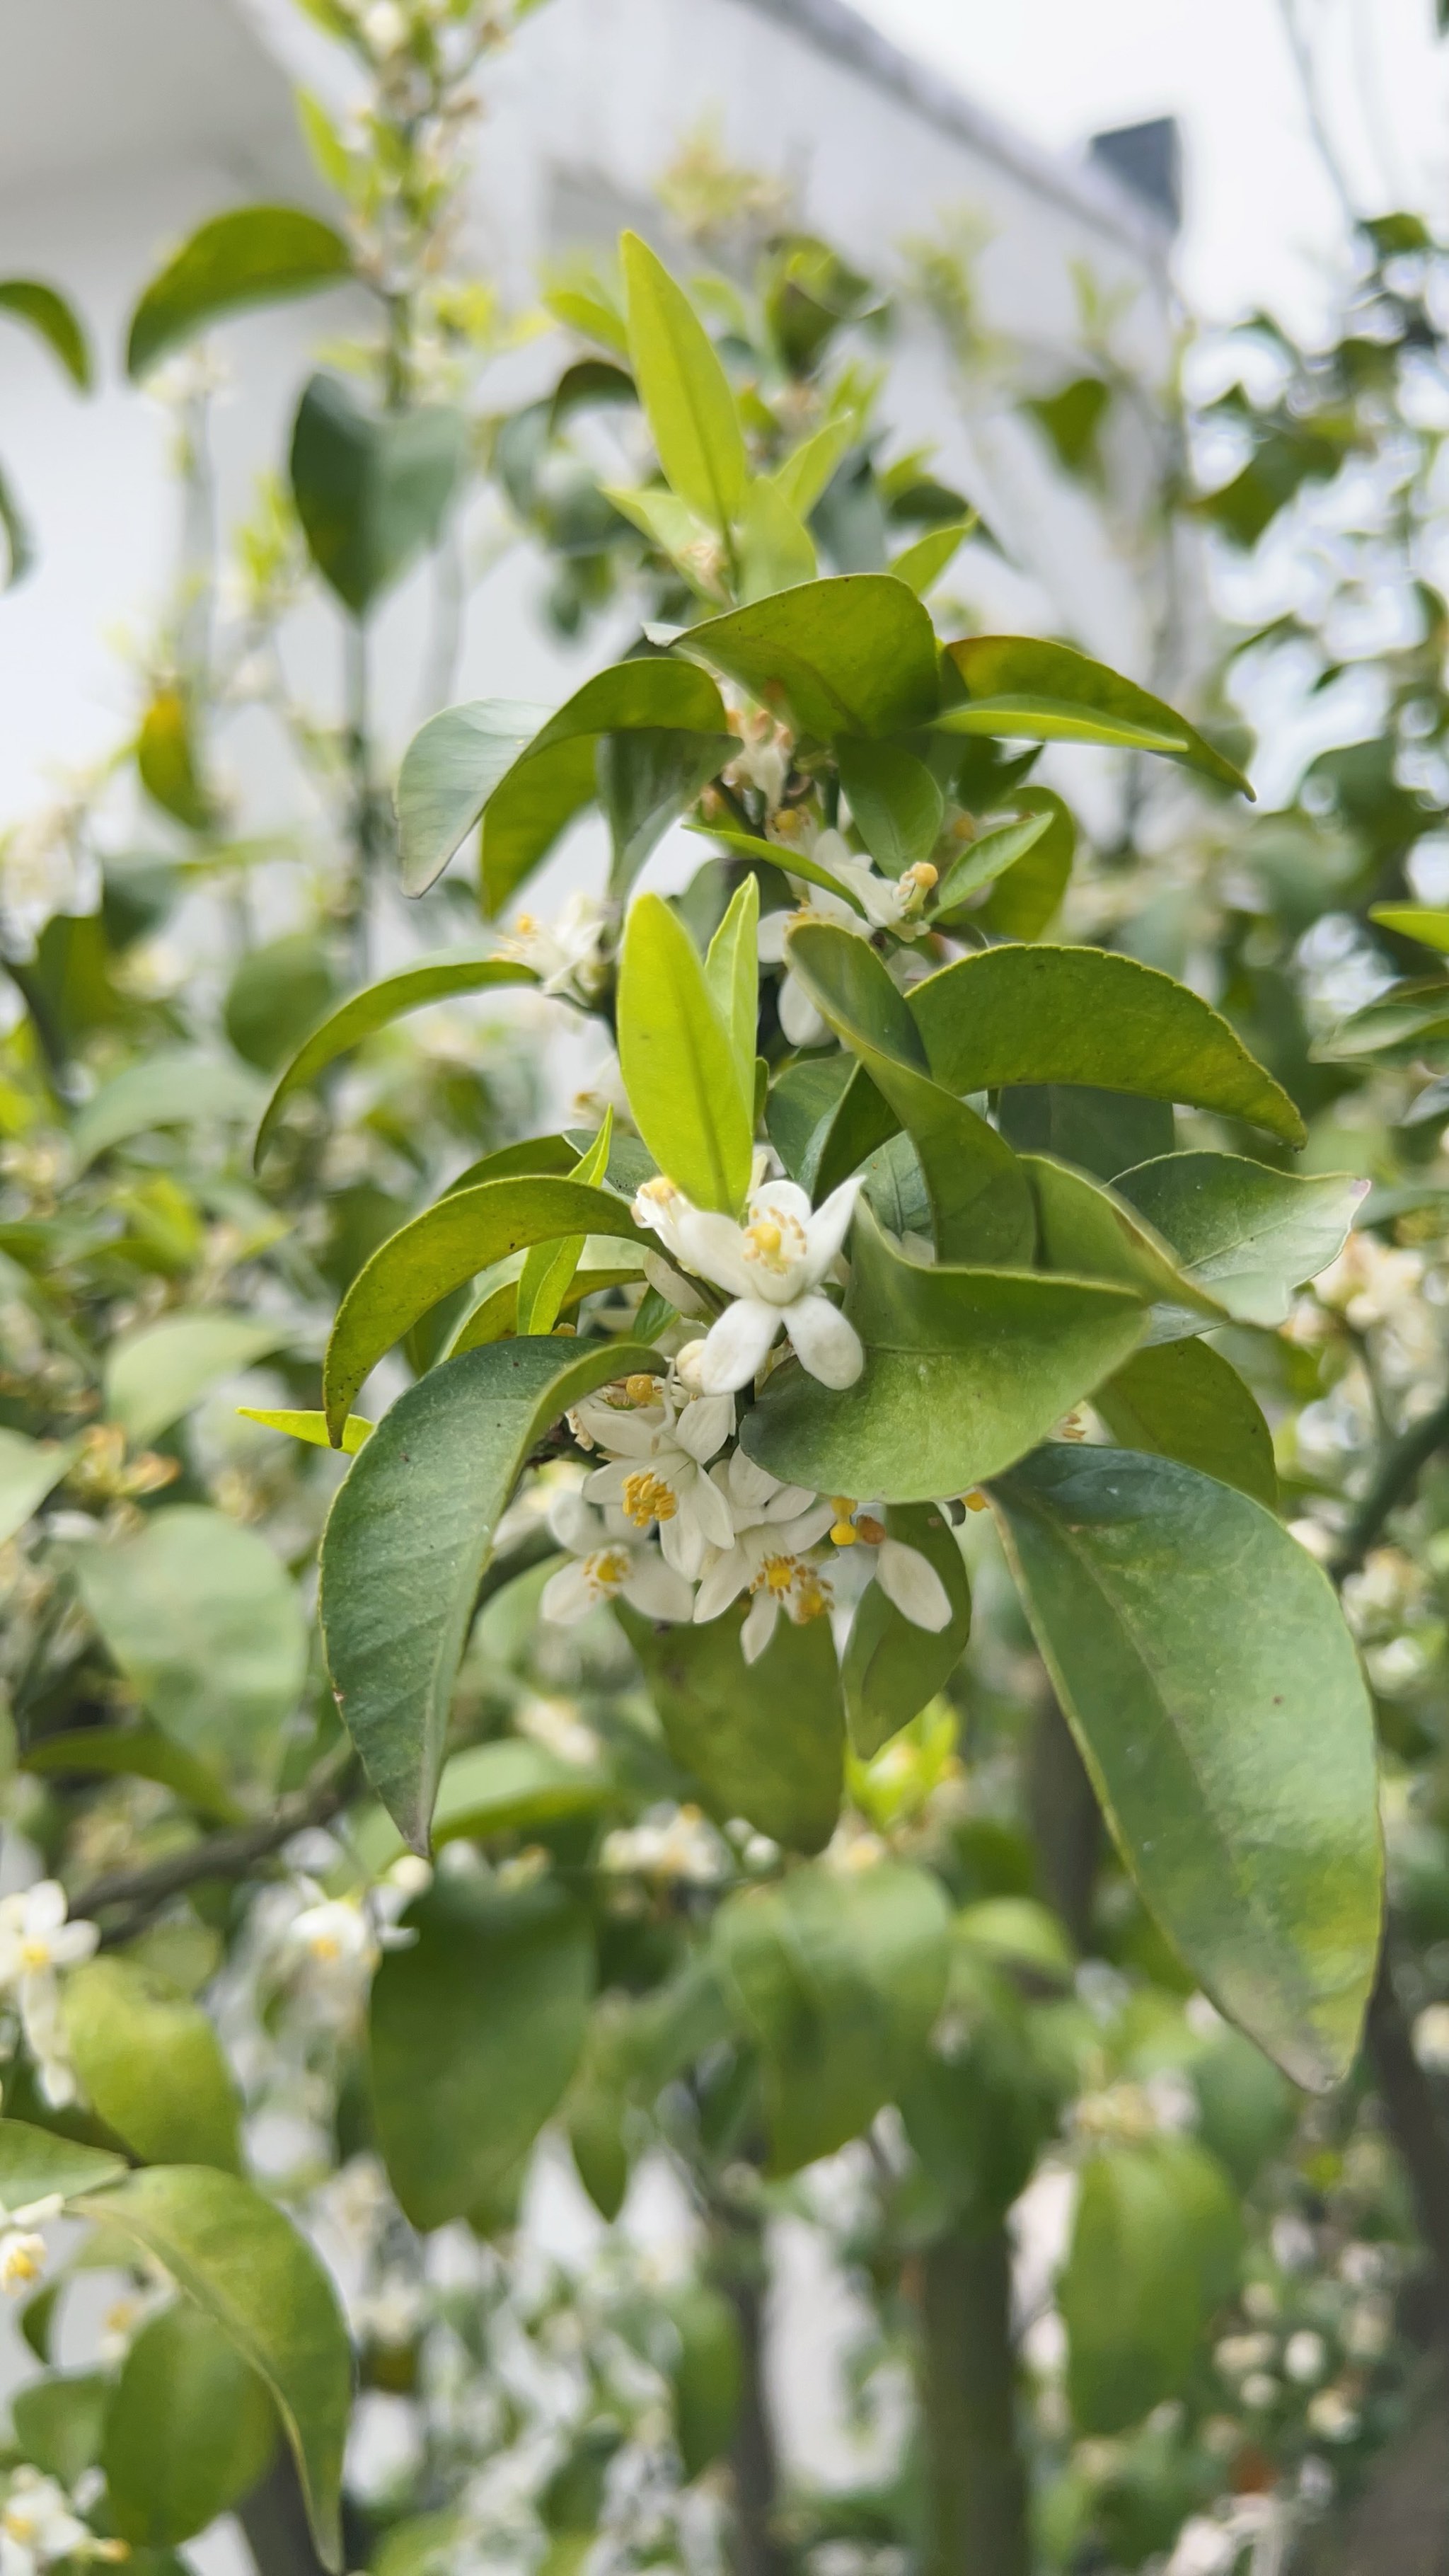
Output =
[
  {"x1": 545, "y1": 280, "x2": 630, "y2": 355},
  {"x1": 320, "y1": 1336, "x2": 657, "y2": 1848},
  {"x1": 688, "y1": 820, "x2": 870, "y2": 914},
  {"x1": 0, "y1": 460, "x2": 34, "y2": 589},
  {"x1": 0, "y1": 281, "x2": 91, "y2": 389},
  {"x1": 767, "y1": 1054, "x2": 897, "y2": 1201},
  {"x1": 988, "y1": 1444, "x2": 1381, "y2": 2088},
  {"x1": 1190, "y1": 2025, "x2": 1295, "y2": 2190},
  {"x1": 704, "y1": 873, "x2": 760, "y2": 1083},
  {"x1": 256, "y1": 953, "x2": 534, "y2": 1160},
  {"x1": 369, "y1": 1872, "x2": 592, "y2": 2229},
  {"x1": 105, "y1": 1311, "x2": 293, "y2": 1447},
  {"x1": 290, "y1": 372, "x2": 468, "y2": 616},
  {"x1": 516, "y1": 1117, "x2": 612, "y2": 1336},
  {"x1": 891, "y1": 519, "x2": 974, "y2": 597},
  {"x1": 908, "y1": 947, "x2": 1306, "y2": 1147},
  {"x1": 1023, "y1": 1155, "x2": 1223, "y2": 1319},
  {"x1": 738, "y1": 476, "x2": 816, "y2": 600},
  {"x1": 618, "y1": 894, "x2": 753, "y2": 1214},
  {"x1": 930, "y1": 810, "x2": 1053, "y2": 919},
  {"x1": 1314, "y1": 975, "x2": 1449, "y2": 1064},
  {"x1": 21, "y1": 1723, "x2": 243, "y2": 1826},
  {"x1": 843, "y1": 1505, "x2": 971, "y2": 1758},
  {"x1": 0, "y1": 1428, "x2": 80, "y2": 1546},
  {"x1": 64, "y1": 1957, "x2": 242, "y2": 2172},
  {"x1": 599, "y1": 724, "x2": 737, "y2": 897},
  {"x1": 784, "y1": 921, "x2": 1036, "y2": 1262},
  {"x1": 618, "y1": 1599, "x2": 843, "y2": 1853},
  {"x1": 997, "y1": 1084, "x2": 1174, "y2": 1182},
  {"x1": 125, "y1": 207, "x2": 352, "y2": 377},
  {"x1": 939, "y1": 636, "x2": 1253, "y2": 797},
  {"x1": 104, "y1": 2301, "x2": 277, "y2": 2547},
  {"x1": 621, "y1": 232, "x2": 748, "y2": 535},
  {"x1": 977, "y1": 787, "x2": 1075, "y2": 939},
  {"x1": 664, "y1": 2284, "x2": 744, "y2": 2480},
  {"x1": 713, "y1": 1861, "x2": 951, "y2": 2173},
  {"x1": 322, "y1": 1175, "x2": 650, "y2": 1439},
  {"x1": 74, "y1": 1506, "x2": 308, "y2": 1784},
  {"x1": 429, "y1": 1738, "x2": 612, "y2": 1846},
  {"x1": 769, "y1": 416, "x2": 855, "y2": 518},
  {"x1": 1094, "y1": 1340, "x2": 1278, "y2": 1508},
  {"x1": 238, "y1": 1408, "x2": 373, "y2": 1456},
  {"x1": 475, "y1": 660, "x2": 728, "y2": 916},
  {"x1": 12, "y1": 2373, "x2": 110, "y2": 2487},
  {"x1": 446, "y1": 1258, "x2": 642, "y2": 1359},
  {"x1": 1369, "y1": 902, "x2": 1449, "y2": 951},
  {"x1": 396, "y1": 707, "x2": 553, "y2": 896},
  {"x1": 225, "y1": 933, "x2": 338, "y2": 1074},
  {"x1": 137, "y1": 686, "x2": 215, "y2": 831},
  {"x1": 73, "y1": 2167, "x2": 352, "y2": 2572},
  {"x1": 0, "y1": 2118, "x2": 125, "y2": 2207},
  {"x1": 679, "y1": 574, "x2": 942, "y2": 740},
  {"x1": 1062, "y1": 2141, "x2": 1242, "y2": 2434},
  {"x1": 836, "y1": 740, "x2": 944, "y2": 872},
  {"x1": 71, "y1": 1050, "x2": 262, "y2": 1169},
  {"x1": 744, "y1": 1204, "x2": 1144, "y2": 1502},
  {"x1": 1113, "y1": 1152, "x2": 1366, "y2": 1328}
]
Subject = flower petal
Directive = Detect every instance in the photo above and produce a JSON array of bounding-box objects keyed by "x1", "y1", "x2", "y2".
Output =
[
  {"x1": 778, "y1": 974, "x2": 829, "y2": 1049},
  {"x1": 674, "y1": 1209, "x2": 757, "y2": 1301},
  {"x1": 541, "y1": 1560, "x2": 599, "y2": 1624},
  {"x1": 694, "y1": 1543, "x2": 754, "y2": 1623},
  {"x1": 659, "y1": 1512, "x2": 706, "y2": 1580},
  {"x1": 802, "y1": 1178, "x2": 863, "y2": 1283},
  {"x1": 548, "y1": 1489, "x2": 597, "y2": 1553},
  {"x1": 583, "y1": 1461, "x2": 631, "y2": 1505},
  {"x1": 876, "y1": 1537, "x2": 953, "y2": 1633},
  {"x1": 700, "y1": 1296, "x2": 782, "y2": 1393},
  {"x1": 741, "y1": 1590, "x2": 780, "y2": 1664},
  {"x1": 692, "y1": 1467, "x2": 739, "y2": 1552},
  {"x1": 674, "y1": 1393, "x2": 734, "y2": 1464},
  {"x1": 622, "y1": 1553, "x2": 695, "y2": 1622},
  {"x1": 785, "y1": 1292, "x2": 865, "y2": 1388}
]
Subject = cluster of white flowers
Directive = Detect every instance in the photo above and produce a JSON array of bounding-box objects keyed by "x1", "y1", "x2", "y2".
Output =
[
  {"x1": 0, "y1": 2471, "x2": 125, "y2": 2576},
  {"x1": 543, "y1": 1347, "x2": 953, "y2": 1664},
  {"x1": 0, "y1": 1882, "x2": 98, "y2": 2109},
  {"x1": 500, "y1": 891, "x2": 609, "y2": 1004}
]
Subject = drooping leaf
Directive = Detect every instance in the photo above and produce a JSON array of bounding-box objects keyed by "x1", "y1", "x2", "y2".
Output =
[
  {"x1": 1062, "y1": 2141, "x2": 1242, "y2": 2434},
  {"x1": 618, "y1": 1599, "x2": 843, "y2": 1853},
  {"x1": 320, "y1": 1337, "x2": 657, "y2": 1848},
  {"x1": 322, "y1": 1175, "x2": 650, "y2": 1439},
  {"x1": 73, "y1": 2167, "x2": 352, "y2": 2571},
  {"x1": 988, "y1": 1444, "x2": 1381, "y2": 2088},
  {"x1": 784, "y1": 921, "x2": 1036, "y2": 1262},
  {"x1": 842, "y1": 1504, "x2": 972, "y2": 1758},
  {"x1": 1113, "y1": 1151, "x2": 1366, "y2": 1328},
  {"x1": 125, "y1": 207, "x2": 352, "y2": 378},
  {"x1": 369, "y1": 1872, "x2": 592, "y2": 2229},
  {"x1": 677, "y1": 574, "x2": 942, "y2": 740},
  {"x1": 74, "y1": 1507, "x2": 307, "y2": 1784},
  {"x1": 396, "y1": 713, "x2": 552, "y2": 897},
  {"x1": 0, "y1": 2119, "x2": 124, "y2": 2208},
  {"x1": 908, "y1": 947, "x2": 1305, "y2": 1147},
  {"x1": 63, "y1": 1957, "x2": 242, "y2": 2173},
  {"x1": 0, "y1": 1428, "x2": 80, "y2": 1548},
  {"x1": 104, "y1": 2301, "x2": 277, "y2": 2548},
  {"x1": 105, "y1": 1311, "x2": 293, "y2": 1447},
  {"x1": 836, "y1": 739, "x2": 944, "y2": 873},
  {"x1": 256, "y1": 954, "x2": 535, "y2": 1160},
  {"x1": 1093, "y1": 1340, "x2": 1278, "y2": 1507},
  {"x1": 621, "y1": 232, "x2": 749, "y2": 535},
  {"x1": 71, "y1": 1050, "x2": 262, "y2": 1170},
  {"x1": 938, "y1": 636, "x2": 1253, "y2": 796},
  {"x1": 618, "y1": 894, "x2": 753, "y2": 1215},
  {"x1": 742, "y1": 1202, "x2": 1143, "y2": 1502},
  {"x1": 0, "y1": 280, "x2": 92, "y2": 389},
  {"x1": 712, "y1": 1861, "x2": 951, "y2": 2172},
  {"x1": 290, "y1": 372, "x2": 468, "y2": 616}
]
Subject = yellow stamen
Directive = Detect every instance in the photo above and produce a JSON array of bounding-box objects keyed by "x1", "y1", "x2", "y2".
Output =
[
  {"x1": 792, "y1": 1571, "x2": 831, "y2": 1622},
  {"x1": 1, "y1": 2247, "x2": 41, "y2": 2286},
  {"x1": 18, "y1": 1940, "x2": 50, "y2": 1972},
  {"x1": 624, "y1": 1374, "x2": 661, "y2": 1406},
  {"x1": 905, "y1": 861, "x2": 938, "y2": 891},
  {"x1": 587, "y1": 1548, "x2": 631, "y2": 1592},
  {"x1": 308, "y1": 1933, "x2": 342, "y2": 1963},
  {"x1": 621, "y1": 1471, "x2": 678, "y2": 1528},
  {"x1": 746, "y1": 1219, "x2": 783, "y2": 1258},
  {"x1": 515, "y1": 913, "x2": 536, "y2": 935},
  {"x1": 830, "y1": 1521, "x2": 858, "y2": 1547},
  {"x1": 773, "y1": 807, "x2": 803, "y2": 838},
  {"x1": 963, "y1": 1490, "x2": 989, "y2": 1513},
  {"x1": 758, "y1": 1553, "x2": 798, "y2": 1597}
]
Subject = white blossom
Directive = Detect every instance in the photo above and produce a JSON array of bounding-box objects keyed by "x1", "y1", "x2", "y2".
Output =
[
  {"x1": 826, "y1": 1500, "x2": 954, "y2": 1632},
  {"x1": 693, "y1": 1450, "x2": 836, "y2": 1661},
  {"x1": 540, "y1": 1491, "x2": 695, "y2": 1626},
  {"x1": 757, "y1": 824, "x2": 938, "y2": 1044},
  {"x1": 599, "y1": 1802, "x2": 729, "y2": 1885},
  {"x1": 572, "y1": 1375, "x2": 734, "y2": 1577},
  {"x1": 634, "y1": 1174, "x2": 864, "y2": 1394},
  {"x1": 0, "y1": 2472, "x2": 94, "y2": 2576},
  {"x1": 500, "y1": 892, "x2": 608, "y2": 1002},
  {"x1": 0, "y1": 1883, "x2": 98, "y2": 2108}
]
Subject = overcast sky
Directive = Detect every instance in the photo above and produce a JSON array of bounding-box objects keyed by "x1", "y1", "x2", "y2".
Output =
[{"x1": 855, "y1": 0, "x2": 1449, "y2": 331}]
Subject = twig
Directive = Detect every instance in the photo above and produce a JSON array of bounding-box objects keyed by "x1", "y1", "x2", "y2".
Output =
[
  {"x1": 1329, "y1": 1387, "x2": 1449, "y2": 1580},
  {"x1": 74, "y1": 1751, "x2": 354, "y2": 1934}
]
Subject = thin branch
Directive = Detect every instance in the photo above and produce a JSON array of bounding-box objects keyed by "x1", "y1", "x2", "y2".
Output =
[
  {"x1": 1329, "y1": 1386, "x2": 1449, "y2": 1579},
  {"x1": 74, "y1": 1752, "x2": 354, "y2": 1934}
]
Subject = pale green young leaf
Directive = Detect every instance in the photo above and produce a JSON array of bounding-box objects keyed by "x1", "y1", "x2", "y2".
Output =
[
  {"x1": 1368, "y1": 902, "x2": 1449, "y2": 951},
  {"x1": 237, "y1": 1407, "x2": 374, "y2": 1454},
  {"x1": 544, "y1": 282, "x2": 631, "y2": 357},
  {"x1": 891, "y1": 519, "x2": 974, "y2": 596},
  {"x1": 515, "y1": 1114, "x2": 612, "y2": 1335},
  {"x1": 704, "y1": 873, "x2": 760, "y2": 1083},
  {"x1": 320, "y1": 1337, "x2": 658, "y2": 1848},
  {"x1": 621, "y1": 232, "x2": 748, "y2": 535},
  {"x1": 64, "y1": 1957, "x2": 242, "y2": 2173},
  {"x1": 0, "y1": 1428, "x2": 80, "y2": 1548},
  {"x1": 1094, "y1": 1339, "x2": 1278, "y2": 1508},
  {"x1": 769, "y1": 415, "x2": 855, "y2": 517},
  {"x1": 989, "y1": 1444, "x2": 1381, "y2": 2088},
  {"x1": 0, "y1": 2120, "x2": 125, "y2": 2208},
  {"x1": 938, "y1": 635, "x2": 1254, "y2": 797},
  {"x1": 104, "y1": 2301, "x2": 277, "y2": 2548},
  {"x1": 618, "y1": 1599, "x2": 843, "y2": 1853},
  {"x1": 930, "y1": 810, "x2": 1053, "y2": 917},
  {"x1": 618, "y1": 894, "x2": 753, "y2": 1214},
  {"x1": 737, "y1": 476, "x2": 816, "y2": 601},
  {"x1": 836, "y1": 740, "x2": 944, "y2": 873}
]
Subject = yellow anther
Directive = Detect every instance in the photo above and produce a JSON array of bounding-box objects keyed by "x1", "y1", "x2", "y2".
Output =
[
  {"x1": 624, "y1": 1373, "x2": 661, "y2": 1406},
  {"x1": 773, "y1": 806, "x2": 803, "y2": 837},
  {"x1": 963, "y1": 1490, "x2": 989, "y2": 1513},
  {"x1": 622, "y1": 1472, "x2": 678, "y2": 1528},
  {"x1": 515, "y1": 913, "x2": 536, "y2": 935},
  {"x1": 746, "y1": 1219, "x2": 783, "y2": 1258},
  {"x1": 587, "y1": 1548, "x2": 630, "y2": 1590},
  {"x1": 830, "y1": 1495, "x2": 856, "y2": 1517},
  {"x1": 830, "y1": 1521, "x2": 858, "y2": 1547},
  {"x1": 904, "y1": 861, "x2": 938, "y2": 892},
  {"x1": 793, "y1": 1572, "x2": 832, "y2": 1622},
  {"x1": 308, "y1": 1933, "x2": 342, "y2": 1963},
  {"x1": 758, "y1": 1553, "x2": 798, "y2": 1596},
  {"x1": 855, "y1": 1514, "x2": 887, "y2": 1546}
]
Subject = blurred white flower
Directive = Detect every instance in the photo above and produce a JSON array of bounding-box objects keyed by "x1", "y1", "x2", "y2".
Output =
[
  {"x1": 1283, "y1": 2329, "x2": 1328, "y2": 2385},
  {"x1": 0, "y1": 1882, "x2": 98, "y2": 2108},
  {"x1": 0, "y1": 2471, "x2": 93, "y2": 2575},
  {"x1": 1306, "y1": 2384, "x2": 1360, "y2": 2442},
  {"x1": 600, "y1": 1803, "x2": 728, "y2": 1886},
  {"x1": 500, "y1": 892, "x2": 608, "y2": 1002},
  {"x1": 634, "y1": 1173, "x2": 863, "y2": 1393}
]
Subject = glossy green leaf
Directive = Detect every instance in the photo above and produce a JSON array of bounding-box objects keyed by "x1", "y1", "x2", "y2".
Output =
[
  {"x1": 1368, "y1": 903, "x2": 1449, "y2": 951},
  {"x1": 909, "y1": 947, "x2": 1305, "y2": 1146},
  {"x1": 64, "y1": 1957, "x2": 241, "y2": 2172},
  {"x1": 0, "y1": 281, "x2": 91, "y2": 389},
  {"x1": 74, "y1": 1506, "x2": 307, "y2": 1783},
  {"x1": 125, "y1": 207, "x2": 352, "y2": 377},
  {"x1": 705, "y1": 873, "x2": 760, "y2": 1084},
  {"x1": 738, "y1": 475, "x2": 816, "y2": 600},
  {"x1": 599, "y1": 724, "x2": 736, "y2": 897},
  {"x1": 71, "y1": 1050, "x2": 262, "y2": 1169},
  {"x1": 977, "y1": 786, "x2": 1075, "y2": 938},
  {"x1": 1094, "y1": 1340, "x2": 1278, "y2": 1507},
  {"x1": 73, "y1": 2167, "x2": 352, "y2": 2571},
  {"x1": 478, "y1": 660, "x2": 728, "y2": 916},
  {"x1": 930, "y1": 810, "x2": 1053, "y2": 919},
  {"x1": 256, "y1": 953, "x2": 534, "y2": 1160},
  {"x1": 0, "y1": 1428, "x2": 79, "y2": 1546},
  {"x1": 988, "y1": 1444, "x2": 1381, "y2": 2088},
  {"x1": 997, "y1": 1083, "x2": 1174, "y2": 1182},
  {"x1": 369, "y1": 1872, "x2": 592, "y2": 2229},
  {"x1": 323, "y1": 1175, "x2": 649, "y2": 1438},
  {"x1": 515, "y1": 1118, "x2": 611, "y2": 1336},
  {"x1": 1023, "y1": 1155, "x2": 1223, "y2": 1319},
  {"x1": 713, "y1": 1861, "x2": 951, "y2": 2172},
  {"x1": 320, "y1": 1336, "x2": 656, "y2": 1848},
  {"x1": 0, "y1": 2119, "x2": 124, "y2": 2208},
  {"x1": 238, "y1": 1407, "x2": 373, "y2": 1454},
  {"x1": 21, "y1": 1722, "x2": 243, "y2": 1825},
  {"x1": 1062, "y1": 2140, "x2": 1242, "y2": 2434},
  {"x1": 618, "y1": 1599, "x2": 843, "y2": 1853},
  {"x1": 784, "y1": 921, "x2": 1036, "y2": 1262},
  {"x1": 890, "y1": 519, "x2": 974, "y2": 597},
  {"x1": 396, "y1": 715, "x2": 552, "y2": 897},
  {"x1": 766, "y1": 1052, "x2": 898, "y2": 1200},
  {"x1": 105, "y1": 1311, "x2": 292, "y2": 1447},
  {"x1": 445, "y1": 1258, "x2": 642, "y2": 1359},
  {"x1": 836, "y1": 739, "x2": 944, "y2": 873},
  {"x1": 743, "y1": 1202, "x2": 1143, "y2": 1503},
  {"x1": 1113, "y1": 1151, "x2": 1366, "y2": 1328},
  {"x1": 104, "y1": 2301, "x2": 277, "y2": 2547},
  {"x1": 290, "y1": 372, "x2": 467, "y2": 616},
  {"x1": 618, "y1": 894, "x2": 753, "y2": 1214},
  {"x1": 939, "y1": 636, "x2": 1252, "y2": 797},
  {"x1": 843, "y1": 1504, "x2": 971, "y2": 1758},
  {"x1": 679, "y1": 574, "x2": 942, "y2": 740},
  {"x1": 621, "y1": 232, "x2": 748, "y2": 534}
]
